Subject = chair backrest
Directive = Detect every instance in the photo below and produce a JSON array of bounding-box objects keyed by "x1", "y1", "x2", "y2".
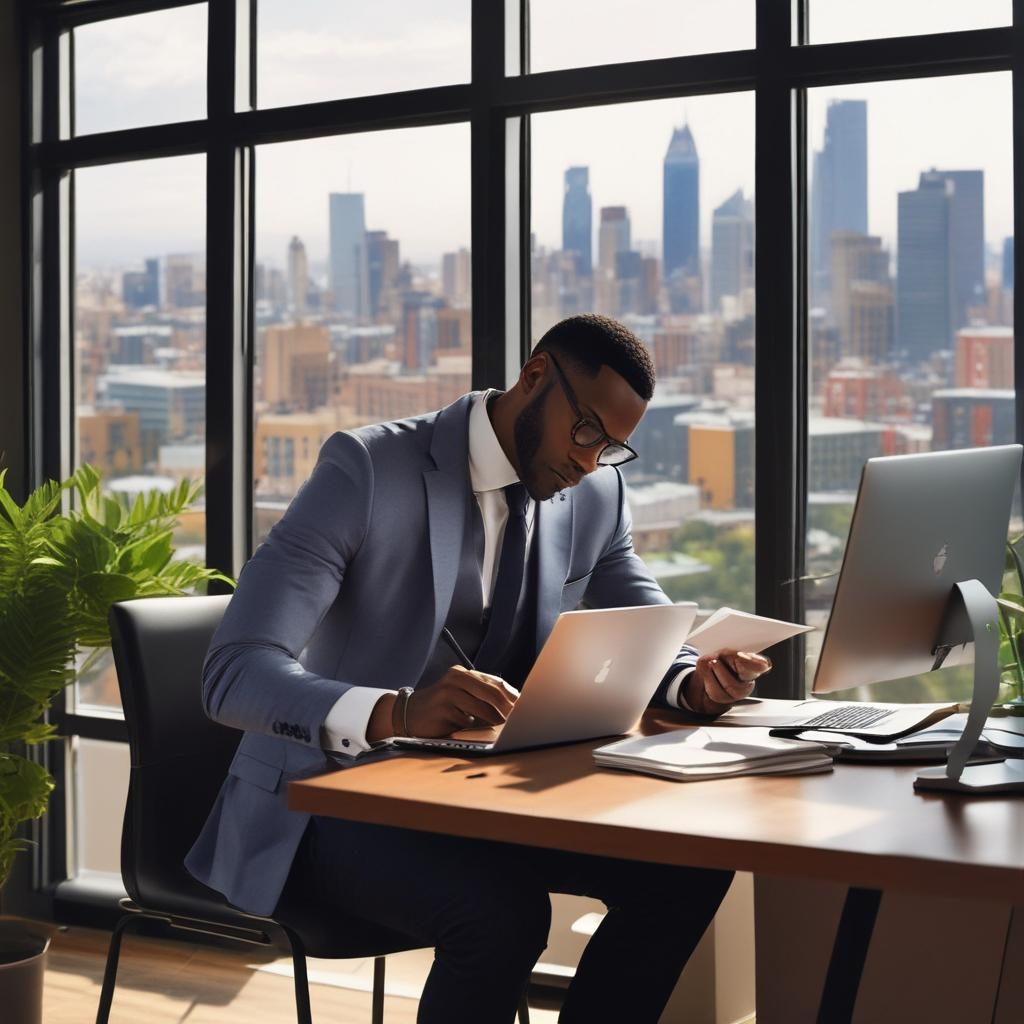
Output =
[{"x1": 108, "y1": 594, "x2": 238, "y2": 909}]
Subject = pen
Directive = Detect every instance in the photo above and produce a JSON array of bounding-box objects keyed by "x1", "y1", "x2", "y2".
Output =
[
  {"x1": 442, "y1": 627, "x2": 521, "y2": 698},
  {"x1": 441, "y1": 627, "x2": 476, "y2": 670}
]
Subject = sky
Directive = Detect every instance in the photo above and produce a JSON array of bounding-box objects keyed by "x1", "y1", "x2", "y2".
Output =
[{"x1": 73, "y1": 1, "x2": 1015, "y2": 271}]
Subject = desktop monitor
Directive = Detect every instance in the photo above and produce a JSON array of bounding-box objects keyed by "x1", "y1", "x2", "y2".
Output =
[{"x1": 811, "y1": 444, "x2": 1022, "y2": 696}]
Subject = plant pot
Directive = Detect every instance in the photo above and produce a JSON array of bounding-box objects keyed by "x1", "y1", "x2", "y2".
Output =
[{"x1": 0, "y1": 917, "x2": 53, "y2": 1024}]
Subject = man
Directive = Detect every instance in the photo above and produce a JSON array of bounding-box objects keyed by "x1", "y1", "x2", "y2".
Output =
[{"x1": 187, "y1": 314, "x2": 770, "y2": 1023}]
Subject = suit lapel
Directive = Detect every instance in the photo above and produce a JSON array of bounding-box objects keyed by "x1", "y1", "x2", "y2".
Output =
[
  {"x1": 535, "y1": 489, "x2": 575, "y2": 650},
  {"x1": 422, "y1": 394, "x2": 477, "y2": 664}
]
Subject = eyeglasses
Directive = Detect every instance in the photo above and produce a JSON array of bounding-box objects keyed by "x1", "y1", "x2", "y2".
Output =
[{"x1": 546, "y1": 353, "x2": 639, "y2": 467}]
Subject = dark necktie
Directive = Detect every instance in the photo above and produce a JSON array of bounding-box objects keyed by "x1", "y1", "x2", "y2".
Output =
[{"x1": 475, "y1": 483, "x2": 529, "y2": 673}]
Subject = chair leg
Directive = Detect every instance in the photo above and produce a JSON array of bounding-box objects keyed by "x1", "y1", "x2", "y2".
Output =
[
  {"x1": 283, "y1": 927, "x2": 314, "y2": 1024},
  {"x1": 517, "y1": 989, "x2": 531, "y2": 1024},
  {"x1": 95, "y1": 914, "x2": 140, "y2": 1024},
  {"x1": 371, "y1": 956, "x2": 386, "y2": 1024}
]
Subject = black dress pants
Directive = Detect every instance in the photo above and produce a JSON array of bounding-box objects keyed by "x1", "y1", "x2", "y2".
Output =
[{"x1": 289, "y1": 816, "x2": 733, "y2": 1024}]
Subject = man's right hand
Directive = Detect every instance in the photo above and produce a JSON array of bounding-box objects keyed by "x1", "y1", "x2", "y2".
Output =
[{"x1": 366, "y1": 666, "x2": 519, "y2": 742}]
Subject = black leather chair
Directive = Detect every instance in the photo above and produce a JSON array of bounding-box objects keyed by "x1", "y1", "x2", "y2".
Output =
[{"x1": 98, "y1": 594, "x2": 532, "y2": 1024}]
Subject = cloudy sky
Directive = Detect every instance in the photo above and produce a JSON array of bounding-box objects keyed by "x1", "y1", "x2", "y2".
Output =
[{"x1": 73, "y1": 1, "x2": 1013, "y2": 271}]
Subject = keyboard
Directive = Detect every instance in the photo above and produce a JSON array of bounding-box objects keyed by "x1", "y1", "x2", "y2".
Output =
[{"x1": 799, "y1": 705, "x2": 895, "y2": 731}]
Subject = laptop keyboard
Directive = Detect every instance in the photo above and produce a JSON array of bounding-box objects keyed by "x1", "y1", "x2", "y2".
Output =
[{"x1": 800, "y1": 705, "x2": 895, "y2": 730}]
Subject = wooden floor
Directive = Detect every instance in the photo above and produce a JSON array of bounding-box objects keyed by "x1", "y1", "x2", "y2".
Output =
[{"x1": 43, "y1": 925, "x2": 561, "y2": 1023}]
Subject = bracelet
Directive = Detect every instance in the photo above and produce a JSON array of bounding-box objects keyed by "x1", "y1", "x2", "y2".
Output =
[{"x1": 396, "y1": 686, "x2": 415, "y2": 737}]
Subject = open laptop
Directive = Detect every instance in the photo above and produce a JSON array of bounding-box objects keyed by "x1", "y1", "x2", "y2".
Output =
[
  {"x1": 766, "y1": 444, "x2": 1021, "y2": 741},
  {"x1": 393, "y1": 603, "x2": 698, "y2": 755}
]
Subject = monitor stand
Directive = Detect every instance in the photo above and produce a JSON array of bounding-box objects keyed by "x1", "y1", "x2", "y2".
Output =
[{"x1": 915, "y1": 578, "x2": 1024, "y2": 794}]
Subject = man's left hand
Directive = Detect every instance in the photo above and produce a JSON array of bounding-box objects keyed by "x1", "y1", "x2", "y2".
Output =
[{"x1": 683, "y1": 651, "x2": 772, "y2": 717}]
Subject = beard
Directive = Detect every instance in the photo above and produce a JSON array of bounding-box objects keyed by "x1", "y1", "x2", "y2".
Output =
[{"x1": 512, "y1": 379, "x2": 555, "y2": 500}]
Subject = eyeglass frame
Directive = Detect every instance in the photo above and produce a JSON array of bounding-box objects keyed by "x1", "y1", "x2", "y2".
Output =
[{"x1": 544, "y1": 352, "x2": 640, "y2": 467}]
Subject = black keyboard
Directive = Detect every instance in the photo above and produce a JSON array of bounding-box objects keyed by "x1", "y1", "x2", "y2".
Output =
[{"x1": 800, "y1": 705, "x2": 895, "y2": 730}]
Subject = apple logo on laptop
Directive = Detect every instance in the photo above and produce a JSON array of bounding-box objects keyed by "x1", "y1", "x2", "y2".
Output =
[
  {"x1": 594, "y1": 659, "x2": 613, "y2": 684},
  {"x1": 933, "y1": 543, "x2": 949, "y2": 575}
]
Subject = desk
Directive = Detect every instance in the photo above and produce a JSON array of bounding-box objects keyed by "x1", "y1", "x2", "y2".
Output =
[
  {"x1": 290, "y1": 710, "x2": 1023, "y2": 904},
  {"x1": 289, "y1": 711, "x2": 1023, "y2": 1020}
]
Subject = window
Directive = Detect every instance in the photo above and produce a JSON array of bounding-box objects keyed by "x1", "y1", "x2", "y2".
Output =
[
  {"x1": 19, "y1": 0, "x2": 1020, "y2": 920},
  {"x1": 531, "y1": 93, "x2": 756, "y2": 610},
  {"x1": 253, "y1": 126, "x2": 471, "y2": 539},
  {"x1": 804, "y1": 73, "x2": 1015, "y2": 701}
]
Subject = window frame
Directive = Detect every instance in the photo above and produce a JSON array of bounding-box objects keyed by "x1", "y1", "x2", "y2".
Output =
[{"x1": 16, "y1": 0, "x2": 1024, "y2": 921}]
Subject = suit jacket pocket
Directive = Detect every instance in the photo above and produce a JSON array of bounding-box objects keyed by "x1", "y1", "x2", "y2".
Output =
[{"x1": 228, "y1": 751, "x2": 284, "y2": 793}]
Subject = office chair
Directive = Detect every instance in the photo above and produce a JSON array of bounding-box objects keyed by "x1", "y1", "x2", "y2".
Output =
[{"x1": 98, "y1": 594, "x2": 531, "y2": 1024}]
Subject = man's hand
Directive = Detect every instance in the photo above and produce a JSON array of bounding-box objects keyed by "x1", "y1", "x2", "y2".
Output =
[
  {"x1": 367, "y1": 666, "x2": 519, "y2": 742},
  {"x1": 682, "y1": 651, "x2": 772, "y2": 717}
]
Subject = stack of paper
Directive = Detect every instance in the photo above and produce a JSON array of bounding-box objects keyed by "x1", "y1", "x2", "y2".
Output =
[{"x1": 593, "y1": 727, "x2": 834, "y2": 781}]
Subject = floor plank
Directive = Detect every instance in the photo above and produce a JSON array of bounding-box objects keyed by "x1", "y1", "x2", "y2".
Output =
[{"x1": 42, "y1": 925, "x2": 559, "y2": 1023}]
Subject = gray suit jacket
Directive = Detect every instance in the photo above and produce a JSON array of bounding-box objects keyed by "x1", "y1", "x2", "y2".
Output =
[{"x1": 185, "y1": 392, "x2": 696, "y2": 915}]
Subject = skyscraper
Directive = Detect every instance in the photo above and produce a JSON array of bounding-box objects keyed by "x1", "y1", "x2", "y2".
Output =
[
  {"x1": 329, "y1": 192, "x2": 369, "y2": 319},
  {"x1": 1003, "y1": 237, "x2": 1014, "y2": 294},
  {"x1": 829, "y1": 232, "x2": 891, "y2": 361},
  {"x1": 710, "y1": 189, "x2": 754, "y2": 314},
  {"x1": 597, "y1": 206, "x2": 631, "y2": 315},
  {"x1": 562, "y1": 166, "x2": 593, "y2": 277},
  {"x1": 937, "y1": 170, "x2": 985, "y2": 329},
  {"x1": 810, "y1": 99, "x2": 868, "y2": 305},
  {"x1": 366, "y1": 230, "x2": 400, "y2": 321},
  {"x1": 897, "y1": 171, "x2": 954, "y2": 362},
  {"x1": 662, "y1": 123, "x2": 700, "y2": 286},
  {"x1": 287, "y1": 236, "x2": 308, "y2": 320}
]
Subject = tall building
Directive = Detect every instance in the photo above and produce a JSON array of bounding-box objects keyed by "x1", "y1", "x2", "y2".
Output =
[
  {"x1": 810, "y1": 99, "x2": 868, "y2": 305},
  {"x1": 710, "y1": 189, "x2": 754, "y2": 314},
  {"x1": 329, "y1": 192, "x2": 369, "y2": 319},
  {"x1": 287, "y1": 236, "x2": 308, "y2": 320},
  {"x1": 937, "y1": 170, "x2": 985, "y2": 330},
  {"x1": 1003, "y1": 236, "x2": 1014, "y2": 293},
  {"x1": 442, "y1": 248, "x2": 472, "y2": 308},
  {"x1": 122, "y1": 257, "x2": 159, "y2": 310},
  {"x1": 897, "y1": 171, "x2": 954, "y2": 362},
  {"x1": 562, "y1": 166, "x2": 593, "y2": 277},
  {"x1": 829, "y1": 232, "x2": 891, "y2": 361},
  {"x1": 662, "y1": 123, "x2": 700, "y2": 292},
  {"x1": 932, "y1": 388, "x2": 1015, "y2": 449},
  {"x1": 597, "y1": 206, "x2": 631, "y2": 315},
  {"x1": 366, "y1": 230, "x2": 400, "y2": 321}
]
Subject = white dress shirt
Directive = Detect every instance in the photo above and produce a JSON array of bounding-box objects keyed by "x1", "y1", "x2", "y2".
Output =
[{"x1": 321, "y1": 391, "x2": 694, "y2": 756}]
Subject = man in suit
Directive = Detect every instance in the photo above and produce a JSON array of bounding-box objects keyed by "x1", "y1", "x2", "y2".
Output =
[{"x1": 187, "y1": 314, "x2": 770, "y2": 1023}]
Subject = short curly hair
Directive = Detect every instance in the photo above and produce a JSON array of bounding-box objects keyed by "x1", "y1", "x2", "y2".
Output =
[{"x1": 533, "y1": 314, "x2": 656, "y2": 401}]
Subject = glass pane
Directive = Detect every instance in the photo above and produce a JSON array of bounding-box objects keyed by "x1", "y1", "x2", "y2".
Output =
[
  {"x1": 529, "y1": 0, "x2": 754, "y2": 74},
  {"x1": 254, "y1": 126, "x2": 471, "y2": 541},
  {"x1": 805, "y1": 73, "x2": 1015, "y2": 701},
  {"x1": 531, "y1": 95, "x2": 756, "y2": 613},
  {"x1": 809, "y1": 0, "x2": 1009, "y2": 46},
  {"x1": 257, "y1": 0, "x2": 470, "y2": 109},
  {"x1": 74, "y1": 155, "x2": 207, "y2": 712},
  {"x1": 73, "y1": 4, "x2": 207, "y2": 135},
  {"x1": 72, "y1": 737, "x2": 129, "y2": 879}
]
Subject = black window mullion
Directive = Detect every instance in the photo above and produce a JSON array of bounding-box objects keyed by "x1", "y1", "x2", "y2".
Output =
[
  {"x1": 205, "y1": 0, "x2": 248, "y2": 580},
  {"x1": 470, "y1": 0, "x2": 515, "y2": 389},
  {"x1": 753, "y1": 0, "x2": 806, "y2": 698}
]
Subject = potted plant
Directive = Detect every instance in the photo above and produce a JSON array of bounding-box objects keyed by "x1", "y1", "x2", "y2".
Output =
[
  {"x1": 995, "y1": 534, "x2": 1024, "y2": 713},
  {"x1": 0, "y1": 464, "x2": 232, "y2": 1019}
]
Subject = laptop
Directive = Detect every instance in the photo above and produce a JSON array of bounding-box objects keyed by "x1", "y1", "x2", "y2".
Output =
[
  {"x1": 767, "y1": 444, "x2": 1021, "y2": 741},
  {"x1": 393, "y1": 603, "x2": 698, "y2": 755}
]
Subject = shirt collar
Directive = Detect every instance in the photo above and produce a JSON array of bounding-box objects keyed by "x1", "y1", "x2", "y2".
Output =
[{"x1": 468, "y1": 390, "x2": 520, "y2": 494}]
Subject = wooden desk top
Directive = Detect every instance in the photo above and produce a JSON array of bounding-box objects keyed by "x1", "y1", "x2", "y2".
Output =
[{"x1": 289, "y1": 711, "x2": 1024, "y2": 904}]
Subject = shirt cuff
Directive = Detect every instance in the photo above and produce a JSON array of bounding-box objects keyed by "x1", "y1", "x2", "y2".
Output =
[
  {"x1": 321, "y1": 687, "x2": 398, "y2": 756},
  {"x1": 665, "y1": 667, "x2": 698, "y2": 712}
]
